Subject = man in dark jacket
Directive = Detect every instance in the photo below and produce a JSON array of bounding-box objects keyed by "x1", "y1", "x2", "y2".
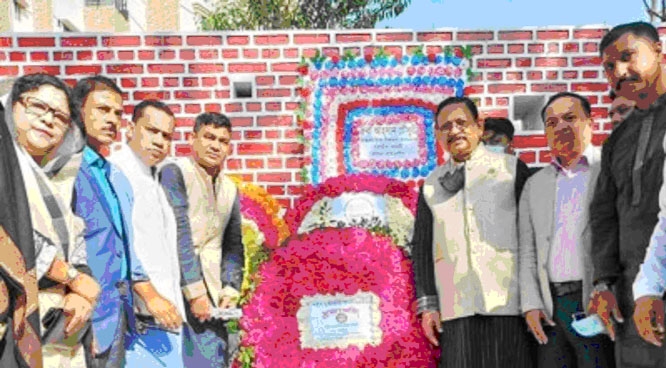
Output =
[{"x1": 588, "y1": 21, "x2": 666, "y2": 367}]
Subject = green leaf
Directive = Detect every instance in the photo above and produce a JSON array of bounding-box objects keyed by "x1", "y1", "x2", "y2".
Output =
[
  {"x1": 226, "y1": 320, "x2": 240, "y2": 333},
  {"x1": 444, "y1": 45, "x2": 452, "y2": 57},
  {"x1": 300, "y1": 167, "x2": 310, "y2": 184},
  {"x1": 463, "y1": 45, "x2": 472, "y2": 59}
]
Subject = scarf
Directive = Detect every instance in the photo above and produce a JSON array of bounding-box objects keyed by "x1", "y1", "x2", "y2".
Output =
[{"x1": 0, "y1": 111, "x2": 42, "y2": 368}]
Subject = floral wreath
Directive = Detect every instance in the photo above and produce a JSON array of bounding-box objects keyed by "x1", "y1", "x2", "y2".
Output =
[
  {"x1": 295, "y1": 45, "x2": 474, "y2": 185},
  {"x1": 228, "y1": 176, "x2": 290, "y2": 366},
  {"x1": 235, "y1": 228, "x2": 437, "y2": 367},
  {"x1": 285, "y1": 173, "x2": 418, "y2": 253}
]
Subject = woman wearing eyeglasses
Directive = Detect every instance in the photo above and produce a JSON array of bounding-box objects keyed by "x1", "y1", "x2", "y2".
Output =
[{"x1": 4, "y1": 73, "x2": 100, "y2": 368}]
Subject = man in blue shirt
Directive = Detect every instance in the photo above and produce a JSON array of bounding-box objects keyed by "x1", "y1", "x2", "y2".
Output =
[{"x1": 68, "y1": 77, "x2": 207, "y2": 367}]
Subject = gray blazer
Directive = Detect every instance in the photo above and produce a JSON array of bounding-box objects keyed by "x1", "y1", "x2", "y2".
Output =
[{"x1": 518, "y1": 145, "x2": 601, "y2": 317}]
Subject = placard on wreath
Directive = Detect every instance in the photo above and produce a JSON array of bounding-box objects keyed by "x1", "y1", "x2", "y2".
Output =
[{"x1": 295, "y1": 45, "x2": 474, "y2": 185}]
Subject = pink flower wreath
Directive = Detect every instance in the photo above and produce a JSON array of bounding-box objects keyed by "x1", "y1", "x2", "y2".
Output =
[{"x1": 238, "y1": 227, "x2": 438, "y2": 367}]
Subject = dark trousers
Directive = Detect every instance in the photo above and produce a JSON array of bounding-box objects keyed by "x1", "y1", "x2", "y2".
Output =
[
  {"x1": 538, "y1": 288, "x2": 615, "y2": 368},
  {"x1": 439, "y1": 315, "x2": 534, "y2": 368},
  {"x1": 182, "y1": 297, "x2": 229, "y2": 367}
]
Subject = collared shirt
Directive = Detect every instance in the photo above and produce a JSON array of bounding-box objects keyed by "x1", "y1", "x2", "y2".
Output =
[
  {"x1": 81, "y1": 146, "x2": 127, "y2": 277},
  {"x1": 548, "y1": 151, "x2": 591, "y2": 282}
]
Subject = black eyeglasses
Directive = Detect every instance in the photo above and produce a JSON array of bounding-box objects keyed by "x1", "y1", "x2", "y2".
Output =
[{"x1": 19, "y1": 96, "x2": 71, "y2": 130}]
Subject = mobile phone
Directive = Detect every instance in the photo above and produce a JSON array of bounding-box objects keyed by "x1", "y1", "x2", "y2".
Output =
[{"x1": 571, "y1": 313, "x2": 605, "y2": 337}]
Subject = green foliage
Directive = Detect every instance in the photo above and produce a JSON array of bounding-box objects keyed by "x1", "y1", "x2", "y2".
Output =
[
  {"x1": 238, "y1": 346, "x2": 255, "y2": 368},
  {"x1": 200, "y1": 0, "x2": 412, "y2": 30}
]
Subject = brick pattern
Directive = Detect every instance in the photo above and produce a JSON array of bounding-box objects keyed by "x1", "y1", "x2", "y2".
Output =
[{"x1": 0, "y1": 28, "x2": 616, "y2": 206}]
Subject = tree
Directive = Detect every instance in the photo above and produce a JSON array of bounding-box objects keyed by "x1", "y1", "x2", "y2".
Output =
[
  {"x1": 200, "y1": 0, "x2": 412, "y2": 30},
  {"x1": 643, "y1": 0, "x2": 666, "y2": 22}
]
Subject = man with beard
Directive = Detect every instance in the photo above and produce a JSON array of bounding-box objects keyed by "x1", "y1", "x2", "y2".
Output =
[
  {"x1": 519, "y1": 92, "x2": 615, "y2": 367},
  {"x1": 412, "y1": 96, "x2": 532, "y2": 367},
  {"x1": 159, "y1": 112, "x2": 244, "y2": 367},
  {"x1": 588, "y1": 21, "x2": 666, "y2": 366}
]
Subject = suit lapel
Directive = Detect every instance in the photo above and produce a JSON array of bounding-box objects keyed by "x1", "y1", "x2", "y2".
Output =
[
  {"x1": 81, "y1": 163, "x2": 122, "y2": 237},
  {"x1": 538, "y1": 167, "x2": 558, "y2": 267}
]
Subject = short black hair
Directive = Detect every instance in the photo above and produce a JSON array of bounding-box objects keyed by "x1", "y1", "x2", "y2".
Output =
[
  {"x1": 435, "y1": 96, "x2": 479, "y2": 122},
  {"x1": 132, "y1": 100, "x2": 174, "y2": 123},
  {"x1": 484, "y1": 118, "x2": 515, "y2": 140},
  {"x1": 10, "y1": 73, "x2": 74, "y2": 116},
  {"x1": 72, "y1": 75, "x2": 123, "y2": 134},
  {"x1": 541, "y1": 92, "x2": 592, "y2": 121},
  {"x1": 600, "y1": 21, "x2": 660, "y2": 56},
  {"x1": 194, "y1": 112, "x2": 232, "y2": 133}
]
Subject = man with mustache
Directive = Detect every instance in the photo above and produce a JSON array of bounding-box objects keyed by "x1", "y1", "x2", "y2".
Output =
[
  {"x1": 588, "y1": 21, "x2": 666, "y2": 367},
  {"x1": 60, "y1": 77, "x2": 208, "y2": 367},
  {"x1": 519, "y1": 92, "x2": 615, "y2": 367},
  {"x1": 159, "y1": 112, "x2": 244, "y2": 367},
  {"x1": 110, "y1": 100, "x2": 191, "y2": 366},
  {"x1": 412, "y1": 96, "x2": 532, "y2": 367}
]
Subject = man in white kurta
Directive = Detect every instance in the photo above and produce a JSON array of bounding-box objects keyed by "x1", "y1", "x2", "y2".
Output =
[{"x1": 110, "y1": 100, "x2": 192, "y2": 367}]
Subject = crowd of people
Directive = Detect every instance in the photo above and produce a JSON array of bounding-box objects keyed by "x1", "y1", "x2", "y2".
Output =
[
  {"x1": 413, "y1": 21, "x2": 666, "y2": 368},
  {"x1": 0, "y1": 18, "x2": 664, "y2": 368},
  {"x1": 0, "y1": 73, "x2": 243, "y2": 367}
]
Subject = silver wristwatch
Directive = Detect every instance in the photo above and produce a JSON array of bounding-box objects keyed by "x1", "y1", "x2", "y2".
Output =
[{"x1": 65, "y1": 267, "x2": 80, "y2": 285}]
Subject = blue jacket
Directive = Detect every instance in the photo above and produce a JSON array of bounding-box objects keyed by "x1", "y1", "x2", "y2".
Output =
[{"x1": 73, "y1": 147, "x2": 148, "y2": 354}]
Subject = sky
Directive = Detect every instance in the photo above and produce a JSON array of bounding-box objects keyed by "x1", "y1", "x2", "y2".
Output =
[{"x1": 376, "y1": 0, "x2": 650, "y2": 30}]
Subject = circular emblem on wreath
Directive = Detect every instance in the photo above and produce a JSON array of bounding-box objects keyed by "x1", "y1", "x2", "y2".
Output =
[
  {"x1": 344, "y1": 197, "x2": 375, "y2": 223},
  {"x1": 335, "y1": 312, "x2": 348, "y2": 324}
]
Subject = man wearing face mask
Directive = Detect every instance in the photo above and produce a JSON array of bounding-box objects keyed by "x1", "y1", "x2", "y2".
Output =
[
  {"x1": 519, "y1": 92, "x2": 615, "y2": 367},
  {"x1": 412, "y1": 96, "x2": 533, "y2": 367},
  {"x1": 589, "y1": 21, "x2": 666, "y2": 367},
  {"x1": 482, "y1": 118, "x2": 516, "y2": 155}
]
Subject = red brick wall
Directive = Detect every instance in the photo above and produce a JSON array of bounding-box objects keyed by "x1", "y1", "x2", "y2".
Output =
[{"x1": 0, "y1": 27, "x2": 629, "y2": 207}]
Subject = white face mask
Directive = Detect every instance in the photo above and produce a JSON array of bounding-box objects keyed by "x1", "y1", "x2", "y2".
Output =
[{"x1": 485, "y1": 144, "x2": 506, "y2": 154}]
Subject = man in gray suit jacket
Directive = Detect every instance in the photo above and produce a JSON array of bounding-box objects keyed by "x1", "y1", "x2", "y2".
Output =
[{"x1": 519, "y1": 92, "x2": 615, "y2": 367}]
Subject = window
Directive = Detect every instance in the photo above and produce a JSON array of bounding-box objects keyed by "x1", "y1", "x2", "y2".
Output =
[
  {"x1": 512, "y1": 95, "x2": 547, "y2": 132},
  {"x1": 233, "y1": 81, "x2": 254, "y2": 99}
]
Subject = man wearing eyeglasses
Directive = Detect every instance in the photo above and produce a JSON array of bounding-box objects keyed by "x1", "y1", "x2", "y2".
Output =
[{"x1": 412, "y1": 96, "x2": 532, "y2": 367}]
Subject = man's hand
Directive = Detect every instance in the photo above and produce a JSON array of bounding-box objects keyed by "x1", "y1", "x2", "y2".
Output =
[
  {"x1": 68, "y1": 273, "x2": 100, "y2": 304},
  {"x1": 189, "y1": 295, "x2": 212, "y2": 323},
  {"x1": 63, "y1": 293, "x2": 93, "y2": 337},
  {"x1": 219, "y1": 296, "x2": 237, "y2": 310},
  {"x1": 146, "y1": 294, "x2": 182, "y2": 331},
  {"x1": 587, "y1": 290, "x2": 624, "y2": 341},
  {"x1": 524, "y1": 309, "x2": 555, "y2": 344},
  {"x1": 421, "y1": 310, "x2": 442, "y2": 346},
  {"x1": 633, "y1": 296, "x2": 665, "y2": 346}
]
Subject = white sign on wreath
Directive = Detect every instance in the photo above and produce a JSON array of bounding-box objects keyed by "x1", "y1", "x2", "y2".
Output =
[{"x1": 296, "y1": 291, "x2": 382, "y2": 350}]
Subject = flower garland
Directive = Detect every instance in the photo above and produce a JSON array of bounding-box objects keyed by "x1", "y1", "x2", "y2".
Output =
[
  {"x1": 227, "y1": 177, "x2": 291, "y2": 365},
  {"x1": 236, "y1": 228, "x2": 438, "y2": 367},
  {"x1": 286, "y1": 174, "x2": 417, "y2": 252},
  {"x1": 296, "y1": 45, "x2": 474, "y2": 185}
]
